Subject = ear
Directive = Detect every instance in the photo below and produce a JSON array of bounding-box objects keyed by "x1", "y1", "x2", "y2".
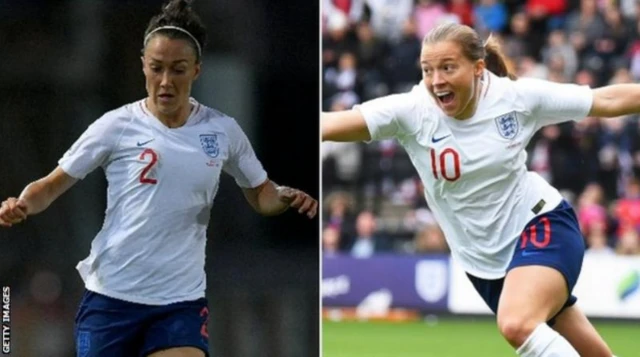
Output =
[
  {"x1": 141, "y1": 56, "x2": 146, "y2": 71},
  {"x1": 193, "y1": 62, "x2": 201, "y2": 81},
  {"x1": 475, "y1": 59, "x2": 486, "y2": 77}
]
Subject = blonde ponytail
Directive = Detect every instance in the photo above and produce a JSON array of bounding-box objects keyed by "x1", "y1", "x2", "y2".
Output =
[{"x1": 483, "y1": 34, "x2": 517, "y2": 80}]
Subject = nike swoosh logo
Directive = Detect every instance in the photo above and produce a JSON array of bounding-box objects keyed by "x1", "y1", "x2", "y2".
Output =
[
  {"x1": 431, "y1": 134, "x2": 451, "y2": 143},
  {"x1": 521, "y1": 250, "x2": 542, "y2": 257},
  {"x1": 137, "y1": 139, "x2": 155, "y2": 147}
]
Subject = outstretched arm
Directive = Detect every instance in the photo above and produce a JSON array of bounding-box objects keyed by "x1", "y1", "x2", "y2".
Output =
[
  {"x1": 0, "y1": 166, "x2": 78, "y2": 227},
  {"x1": 322, "y1": 110, "x2": 371, "y2": 142},
  {"x1": 242, "y1": 179, "x2": 318, "y2": 219},
  {"x1": 590, "y1": 84, "x2": 640, "y2": 117}
]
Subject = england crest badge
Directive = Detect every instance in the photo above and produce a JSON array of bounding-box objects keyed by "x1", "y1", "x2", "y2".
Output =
[
  {"x1": 199, "y1": 134, "x2": 219, "y2": 158},
  {"x1": 494, "y1": 112, "x2": 519, "y2": 139}
]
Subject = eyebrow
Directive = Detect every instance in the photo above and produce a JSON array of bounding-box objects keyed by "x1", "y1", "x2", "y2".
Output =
[
  {"x1": 420, "y1": 57, "x2": 457, "y2": 65},
  {"x1": 149, "y1": 58, "x2": 189, "y2": 64}
]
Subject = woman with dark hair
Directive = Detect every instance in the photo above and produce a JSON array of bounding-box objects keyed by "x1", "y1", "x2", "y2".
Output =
[{"x1": 0, "y1": 1, "x2": 317, "y2": 356}]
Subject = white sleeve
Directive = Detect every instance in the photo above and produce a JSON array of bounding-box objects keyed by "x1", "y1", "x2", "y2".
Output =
[
  {"x1": 516, "y1": 78, "x2": 593, "y2": 128},
  {"x1": 58, "y1": 116, "x2": 118, "y2": 179},
  {"x1": 354, "y1": 91, "x2": 421, "y2": 141},
  {"x1": 222, "y1": 119, "x2": 268, "y2": 188}
]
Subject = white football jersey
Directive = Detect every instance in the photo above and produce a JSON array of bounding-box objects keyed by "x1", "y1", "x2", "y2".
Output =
[
  {"x1": 59, "y1": 98, "x2": 268, "y2": 305},
  {"x1": 357, "y1": 71, "x2": 593, "y2": 279}
]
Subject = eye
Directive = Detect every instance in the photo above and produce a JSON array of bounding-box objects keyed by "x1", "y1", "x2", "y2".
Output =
[
  {"x1": 443, "y1": 64, "x2": 456, "y2": 72},
  {"x1": 150, "y1": 66, "x2": 162, "y2": 73},
  {"x1": 173, "y1": 68, "x2": 187, "y2": 74},
  {"x1": 422, "y1": 68, "x2": 431, "y2": 75}
]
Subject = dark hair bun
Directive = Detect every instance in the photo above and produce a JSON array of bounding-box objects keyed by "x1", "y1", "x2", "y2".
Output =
[
  {"x1": 163, "y1": 0, "x2": 192, "y2": 16},
  {"x1": 143, "y1": 0, "x2": 207, "y2": 61}
]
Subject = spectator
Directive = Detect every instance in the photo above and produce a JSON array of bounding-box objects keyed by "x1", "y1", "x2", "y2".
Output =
[
  {"x1": 589, "y1": 6, "x2": 630, "y2": 83},
  {"x1": 447, "y1": 0, "x2": 474, "y2": 27},
  {"x1": 626, "y1": 22, "x2": 640, "y2": 80},
  {"x1": 620, "y1": 0, "x2": 637, "y2": 20},
  {"x1": 384, "y1": 19, "x2": 422, "y2": 93},
  {"x1": 325, "y1": 51, "x2": 360, "y2": 104},
  {"x1": 413, "y1": 0, "x2": 448, "y2": 40},
  {"x1": 473, "y1": 0, "x2": 508, "y2": 34},
  {"x1": 577, "y1": 183, "x2": 609, "y2": 237},
  {"x1": 526, "y1": 0, "x2": 567, "y2": 29},
  {"x1": 354, "y1": 21, "x2": 389, "y2": 100},
  {"x1": 609, "y1": 67, "x2": 634, "y2": 85},
  {"x1": 322, "y1": 140, "x2": 362, "y2": 189},
  {"x1": 614, "y1": 179, "x2": 640, "y2": 238},
  {"x1": 526, "y1": 0, "x2": 568, "y2": 58},
  {"x1": 542, "y1": 30, "x2": 578, "y2": 80},
  {"x1": 412, "y1": 223, "x2": 449, "y2": 254},
  {"x1": 504, "y1": 12, "x2": 536, "y2": 60},
  {"x1": 517, "y1": 56, "x2": 549, "y2": 78},
  {"x1": 356, "y1": 0, "x2": 415, "y2": 44},
  {"x1": 323, "y1": 11, "x2": 357, "y2": 69},
  {"x1": 565, "y1": 0, "x2": 606, "y2": 62},
  {"x1": 323, "y1": 225, "x2": 343, "y2": 255},
  {"x1": 616, "y1": 227, "x2": 640, "y2": 255},
  {"x1": 584, "y1": 219, "x2": 616, "y2": 257},
  {"x1": 324, "y1": 191, "x2": 357, "y2": 250},
  {"x1": 350, "y1": 210, "x2": 390, "y2": 258}
]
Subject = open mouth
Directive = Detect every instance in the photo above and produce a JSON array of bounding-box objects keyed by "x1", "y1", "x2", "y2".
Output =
[
  {"x1": 158, "y1": 94, "x2": 174, "y2": 100},
  {"x1": 435, "y1": 91, "x2": 455, "y2": 106}
]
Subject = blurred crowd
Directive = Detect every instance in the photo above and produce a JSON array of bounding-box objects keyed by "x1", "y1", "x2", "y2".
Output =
[{"x1": 322, "y1": 0, "x2": 640, "y2": 257}]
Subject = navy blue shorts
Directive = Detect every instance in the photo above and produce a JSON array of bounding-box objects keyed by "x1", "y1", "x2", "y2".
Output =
[
  {"x1": 467, "y1": 200, "x2": 585, "y2": 326},
  {"x1": 74, "y1": 289, "x2": 209, "y2": 357}
]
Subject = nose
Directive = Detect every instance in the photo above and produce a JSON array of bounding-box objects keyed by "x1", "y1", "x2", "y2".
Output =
[
  {"x1": 432, "y1": 70, "x2": 446, "y2": 86},
  {"x1": 160, "y1": 70, "x2": 171, "y2": 87}
]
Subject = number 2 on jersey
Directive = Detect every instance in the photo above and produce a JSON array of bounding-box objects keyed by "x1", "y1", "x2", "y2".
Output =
[
  {"x1": 430, "y1": 148, "x2": 461, "y2": 181},
  {"x1": 139, "y1": 148, "x2": 158, "y2": 184}
]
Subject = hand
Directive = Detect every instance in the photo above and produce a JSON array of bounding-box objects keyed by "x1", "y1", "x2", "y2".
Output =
[
  {"x1": 277, "y1": 186, "x2": 318, "y2": 219},
  {"x1": 0, "y1": 197, "x2": 29, "y2": 227}
]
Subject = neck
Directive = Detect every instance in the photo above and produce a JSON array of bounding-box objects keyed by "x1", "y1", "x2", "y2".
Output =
[
  {"x1": 454, "y1": 76, "x2": 483, "y2": 120},
  {"x1": 146, "y1": 98, "x2": 192, "y2": 128}
]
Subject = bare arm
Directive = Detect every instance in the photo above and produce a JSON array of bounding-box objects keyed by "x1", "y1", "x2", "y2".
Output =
[
  {"x1": 322, "y1": 109, "x2": 372, "y2": 142},
  {"x1": 0, "y1": 166, "x2": 78, "y2": 227},
  {"x1": 589, "y1": 84, "x2": 640, "y2": 117},
  {"x1": 241, "y1": 179, "x2": 318, "y2": 219}
]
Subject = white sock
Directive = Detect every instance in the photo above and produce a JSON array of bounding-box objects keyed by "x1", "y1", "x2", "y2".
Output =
[{"x1": 516, "y1": 323, "x2": 579, "y2": 357}]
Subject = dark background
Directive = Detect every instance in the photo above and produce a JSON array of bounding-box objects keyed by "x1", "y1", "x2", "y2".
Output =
[{"x1": 0, "y1": 1, "x2": 319, "y2": 356}]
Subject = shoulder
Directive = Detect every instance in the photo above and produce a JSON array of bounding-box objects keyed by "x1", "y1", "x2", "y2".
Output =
[
  {"x1": 396, "y1": 82, "x2": 434, "y2": 114},
  {"x1": 192, "y1": 102, "x2": 248, "y2": 139},
  {"x1": 476, "y1": 72, "x2": 528, "y2": 115},
  {"x1": 359, "y1": 82, "x2": 435, "y2": 135},
  {"x1": 89, "y1": 101, "x2": 141, "y2": 133},
  {"x1": 509, "y1": 76, "x2": 582, "y2": 98},
  {"x1": 193, "y1": 102, "x2": 232, "y2": 123},
  {"x1": 486, "y1": 74, "x2": 566, "y2": 112},
  {"x1": 511, "y1": 76, "x2": 591, "y2": 107},
  {"x1": 511, "y1": 76, "x2": 549, "y2": 93}
]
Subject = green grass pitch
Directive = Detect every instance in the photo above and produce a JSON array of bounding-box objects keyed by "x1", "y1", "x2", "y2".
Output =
[{"x1": 323, "y1": 318, "x2": 640, "y2": 356}]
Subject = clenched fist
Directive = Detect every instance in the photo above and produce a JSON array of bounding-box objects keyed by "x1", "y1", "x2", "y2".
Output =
[{"x1": 0, "y1": 198, "x2": 29, "y2": 227}]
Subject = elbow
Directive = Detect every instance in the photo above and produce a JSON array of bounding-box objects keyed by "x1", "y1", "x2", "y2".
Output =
[
  {"x1": 588, "y1": 98, "x2": 615, "y2": 118},
  {"x1": 590, "y1": 86, "x2": 640, "y2": 117},
  {"x1": 252, "y1": 203, "x2": 287, "y2": 217},
  {"x1": 258, "y1": 209, "x2": 285, "y2": 217}
]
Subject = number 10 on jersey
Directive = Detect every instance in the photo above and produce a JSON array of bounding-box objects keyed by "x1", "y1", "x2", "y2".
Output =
[{"x1": 430, "y1": 148, "x2": 461, "y2": 181}]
